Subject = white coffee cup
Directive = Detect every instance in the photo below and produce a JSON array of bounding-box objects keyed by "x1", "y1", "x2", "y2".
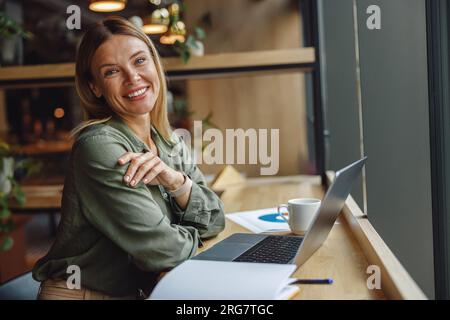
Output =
[{"x1": 277, "y1": 198, "x2": 321, "y2": 235}]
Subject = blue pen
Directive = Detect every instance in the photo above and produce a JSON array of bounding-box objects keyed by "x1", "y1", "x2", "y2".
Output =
[{"x1": 292, "y1": 278, "x2": 333, "y2": 285}]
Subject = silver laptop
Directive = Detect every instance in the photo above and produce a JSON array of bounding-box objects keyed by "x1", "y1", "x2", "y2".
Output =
[{"x1": 192, "y1": 157, "x2": 367, "y2": 267}]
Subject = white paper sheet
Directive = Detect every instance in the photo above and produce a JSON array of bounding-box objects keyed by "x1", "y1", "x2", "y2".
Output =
[
  {"x1": 226, "y1": 207, "x2": 290, "y2": 233},
  {"x1": 149, "y1": 260, "x2": 298, "y2": 300}
]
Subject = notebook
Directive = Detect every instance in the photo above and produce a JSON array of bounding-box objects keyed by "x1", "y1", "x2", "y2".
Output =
[{"x1": 148, "y1": 260, "x2": 300, "y2": 300}]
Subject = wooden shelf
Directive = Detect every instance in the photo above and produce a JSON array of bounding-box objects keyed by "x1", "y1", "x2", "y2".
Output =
[
  {"x1": 0, "y1": 48, "x2": 315, "y2": 88},
  {"x1": 163, "y1": 48, "x2": 316, "y2": 79},
  {"x1": 11, "y1": 139, "x2": 73, "y2": 155},
  {"x1": 0, "y1": 63, "x2": 75, "y2": 82}
]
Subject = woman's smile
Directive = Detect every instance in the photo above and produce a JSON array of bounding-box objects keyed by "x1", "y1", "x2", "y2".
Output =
[{"x1": 124, "y1": 85, "x2": 151, "y2": 101}]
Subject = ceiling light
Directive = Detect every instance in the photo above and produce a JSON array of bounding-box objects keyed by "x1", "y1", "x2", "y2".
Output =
[
  {"x1": 89, "y1": 0, "x2": 127, "y2": 12},
  {"x1": 142, "y1": 8, "x2": 170, "y2": 35}
]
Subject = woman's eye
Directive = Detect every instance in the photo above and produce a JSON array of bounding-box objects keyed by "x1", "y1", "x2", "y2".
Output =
[
  {"x1": 104, "y1": 69, "x2": 118, "y2": 77},
  {"x1": 136, "y1": 57, "x2": 146, "y2": 65}
]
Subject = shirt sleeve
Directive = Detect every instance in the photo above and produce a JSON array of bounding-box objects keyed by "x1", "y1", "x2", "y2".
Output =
[
  {"x1": 167, "y1": 135, "x2": 226, "y2": 240},
  {"x1": 72, "y1": 134, "x2": 199, "y2": 273}
]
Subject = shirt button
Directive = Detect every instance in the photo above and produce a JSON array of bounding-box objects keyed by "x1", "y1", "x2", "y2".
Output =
[{"x1": 163, "y1": 192, "x2": 169, "y2": 200}]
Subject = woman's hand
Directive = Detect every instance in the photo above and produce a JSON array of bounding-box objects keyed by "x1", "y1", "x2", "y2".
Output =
[{"x1": 118, "y1": 151, "x2": 184, "y2": 191}]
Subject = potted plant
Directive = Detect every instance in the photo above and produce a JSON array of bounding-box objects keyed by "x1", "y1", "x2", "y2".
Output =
[
  {"x1": 168, "y1": 2, "x2": 208, "y2": 63},
  {"x1": 175, "y1": 26, "x2": 206, "y2": 64},
  {"x1": 0, "y1": 141, "x2": 40, "y2": 251}
]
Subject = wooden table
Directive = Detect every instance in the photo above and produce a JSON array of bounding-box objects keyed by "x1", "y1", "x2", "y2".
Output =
[{"x1": 199, "y1": 175, "x2": 426, "y2": 300}]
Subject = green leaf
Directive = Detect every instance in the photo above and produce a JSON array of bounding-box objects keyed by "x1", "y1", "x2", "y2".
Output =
[
  {"x1": 0, "y1": 11, "x2": 30, "y2": 40},
  {"x1": 186, "y1": 35, "x2": 198, "y2": 49},
  {"x1": 14, "y1": 158, "x2": 42, "y2": 179},
  {"x1": 0, "y1": 219, "x2": 14, "y2": 232},
  {"x1": 181, "y1": 50, "x2": 191, "y2": 64},
  {"x1": 0, "y1": 236, "x2": 14, "y2": 252},
  {"x1": 9, "y1": 178, "x2": 26, "y2": 206},
  {"x1": 0, "y1": 141, "x2": 10, "y2": 153},
  {"x1": 171, "y1": 14, "x2": 179, "y2": 24},
  {"x1": 0, "y1": 218, "x2": 14, "y2": 232},
  {"x1": 0, "y1": 193, "x2": 10, "y2": 219},
  {"x1": 13, "y1": 189, "x2": 26, "y2": 206},
  {"x1": 195, "y1": 27, "x2": 206, "y2": 40},
  {"x1": 0, "y1": 206, "x2": 10, "y2": 219}
]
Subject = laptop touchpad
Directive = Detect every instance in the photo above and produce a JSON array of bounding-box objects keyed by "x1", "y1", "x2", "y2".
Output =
[{"x1": 192, "y1": 243, "x2": 254, "y2": 261}]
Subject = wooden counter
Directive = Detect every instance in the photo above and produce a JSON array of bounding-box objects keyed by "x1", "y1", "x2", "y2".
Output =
[
  {"x1": 11, "y1": 174, "x2": 427, "y2": 299},
  {"x1": 199, "y1": 174, "x2": 426, "y2": 300}
]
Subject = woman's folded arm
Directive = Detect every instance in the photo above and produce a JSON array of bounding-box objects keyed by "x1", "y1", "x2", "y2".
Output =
[
  {"x1": 73, "y1": 134, "x2": 199, "y2": 272},
  {"x1": 168, "y1": 136, "x2": 226, "y2": 240}
]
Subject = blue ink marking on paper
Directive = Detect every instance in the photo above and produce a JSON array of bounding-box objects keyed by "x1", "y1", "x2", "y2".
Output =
[{"x1": 258, "y1": 213, "x2": 286, "y2": 223}]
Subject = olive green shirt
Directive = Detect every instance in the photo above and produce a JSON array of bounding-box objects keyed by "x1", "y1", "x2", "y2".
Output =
[{"x1": 32, "y1": 116, "x2": 226, "y2": 297}]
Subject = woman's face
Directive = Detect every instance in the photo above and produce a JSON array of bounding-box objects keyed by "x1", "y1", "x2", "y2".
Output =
[{"x1": 89, "y1": 35, "x2": 160, "y2": 119}]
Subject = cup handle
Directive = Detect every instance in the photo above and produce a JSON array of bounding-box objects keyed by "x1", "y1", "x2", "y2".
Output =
[{"x1": 277, "y1": 204, "x2": 289, "y2": 223}]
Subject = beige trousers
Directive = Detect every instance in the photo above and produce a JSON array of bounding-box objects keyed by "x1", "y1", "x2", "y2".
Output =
[{"x1": 37, "y1": 279, "x2": 138, "y2": 300}]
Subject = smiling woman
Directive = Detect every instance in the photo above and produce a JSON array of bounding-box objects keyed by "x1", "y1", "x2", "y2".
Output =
[
  {"x1": 31, "y1": 16, "x2": 225, "y2": 300},
  {"x1": 72, "y1": 16, "x2": 169, "y2": 141}
]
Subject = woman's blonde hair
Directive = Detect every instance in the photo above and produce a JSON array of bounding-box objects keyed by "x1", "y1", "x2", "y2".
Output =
[{"x1": 72, "y1": 16, "x2": 172, "y2": 141}]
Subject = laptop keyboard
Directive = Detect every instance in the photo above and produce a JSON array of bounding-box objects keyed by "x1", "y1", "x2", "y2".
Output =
[{"x1": 233, "y1": 235, "x2": 303, "y2": 264}]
